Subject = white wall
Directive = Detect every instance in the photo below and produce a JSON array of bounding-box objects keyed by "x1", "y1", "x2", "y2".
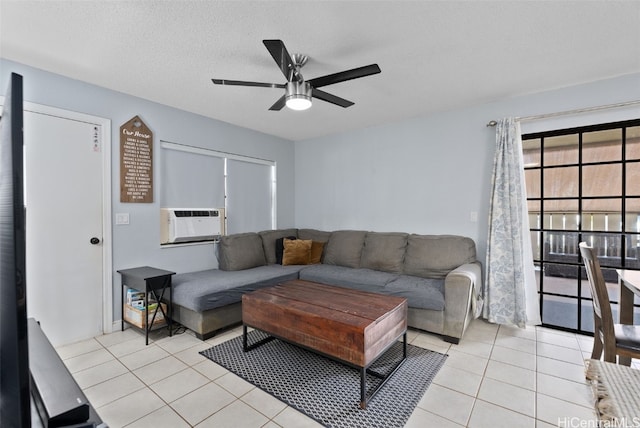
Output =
[
  {"x1": 0, "y1": 59, "x2": 296, "y2": 321},
  {"x1": 294, "y1": 73, "x2": 640, "y2": 266}
]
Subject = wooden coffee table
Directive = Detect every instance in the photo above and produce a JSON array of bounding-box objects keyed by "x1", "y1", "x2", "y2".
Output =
[{"x1": 242, "y1": 279, "x2": 408, "y2": 409}]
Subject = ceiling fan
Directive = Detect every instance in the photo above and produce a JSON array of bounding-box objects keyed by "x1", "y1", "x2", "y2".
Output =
[{"x1": 212, "y1": 39, "x2": 381, "y2": 111}]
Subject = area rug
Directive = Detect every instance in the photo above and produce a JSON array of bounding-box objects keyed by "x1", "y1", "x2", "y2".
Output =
[{"x1": 200, "y1": 330, "x2": 447, "y2": 428}]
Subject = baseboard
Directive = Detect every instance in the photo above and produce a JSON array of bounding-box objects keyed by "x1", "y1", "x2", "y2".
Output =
[{"x1": 112, "y1": 320, "x2": 125, "y2": 332}]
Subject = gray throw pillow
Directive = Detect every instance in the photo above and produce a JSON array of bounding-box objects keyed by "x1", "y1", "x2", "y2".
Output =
[
  {"x1": 360, "y1": 232, "x2": 408, "y2": 273},
  {"x1": 323, "y1": 230, "x2": 367, "y2": 268},
  {"x1": 403, "y1": 234, "x2": 476, "y2": 278},
  {"x1": 218, "y1": 233, "x2": 266, "y2": 271}
]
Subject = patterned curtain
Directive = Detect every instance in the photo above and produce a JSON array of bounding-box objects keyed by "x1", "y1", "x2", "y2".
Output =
[{"x1": 483, "y1": 118, "x2": 541, "y2": 327}]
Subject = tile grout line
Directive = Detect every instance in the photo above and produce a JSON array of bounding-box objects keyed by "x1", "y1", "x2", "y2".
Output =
[{"x1": 59, "y1": 321, "x2": 632, "y2": 428}]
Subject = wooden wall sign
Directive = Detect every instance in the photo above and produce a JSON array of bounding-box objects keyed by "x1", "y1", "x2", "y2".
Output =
[{"x1": 120, "y1": 116, "x2": 153, "y2": 203}]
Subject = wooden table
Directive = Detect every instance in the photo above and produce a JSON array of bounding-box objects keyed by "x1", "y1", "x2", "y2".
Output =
[
  {"x1": 242, "y1": 280, "x2": 408, "y2": 409},
  {"x1": 616, "y1": 269, "x2": 640, "y2": 365}
]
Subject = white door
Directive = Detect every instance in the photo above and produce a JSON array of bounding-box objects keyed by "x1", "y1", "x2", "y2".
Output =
[{"x1": 23, "y1": 108, "x2": 108, "y2": 346}]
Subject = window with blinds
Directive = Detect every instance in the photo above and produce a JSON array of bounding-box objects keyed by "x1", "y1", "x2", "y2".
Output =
[{"x1": 160, "y1": 141, "x2": 276, "y2": 237}]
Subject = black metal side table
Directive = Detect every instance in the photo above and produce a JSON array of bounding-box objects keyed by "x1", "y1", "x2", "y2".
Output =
[{"x1": 118, "y1": 266, "x2": 176, "y2": 345}]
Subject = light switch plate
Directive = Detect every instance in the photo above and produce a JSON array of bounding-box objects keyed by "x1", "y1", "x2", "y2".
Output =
[{"x1": 115, "y1": 213, "x2": 130, "y2": 225}]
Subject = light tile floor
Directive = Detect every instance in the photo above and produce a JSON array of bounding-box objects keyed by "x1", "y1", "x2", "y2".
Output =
[{"x1": 55, "y1": 319, "x2": 639, "y2": 428}]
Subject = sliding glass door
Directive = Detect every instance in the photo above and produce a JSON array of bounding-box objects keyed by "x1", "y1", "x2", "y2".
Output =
[{"x1": 523, "y1": 119, "x2": 640, "y2": 334}]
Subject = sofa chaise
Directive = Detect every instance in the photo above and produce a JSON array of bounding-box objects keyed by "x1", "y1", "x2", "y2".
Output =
[{"x1": 169, "y1": 229, "x2": 483, "y2": 344}]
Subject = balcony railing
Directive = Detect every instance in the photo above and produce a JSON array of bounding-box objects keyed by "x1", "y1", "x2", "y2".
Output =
[{"x1": 530, "y1": 212, "x2": 640, "y2": 281}]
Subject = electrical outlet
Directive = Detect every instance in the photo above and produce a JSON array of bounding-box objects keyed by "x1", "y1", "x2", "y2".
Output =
[{"x1": 470, "y1": 211, "x2": 478, "y2": 222}]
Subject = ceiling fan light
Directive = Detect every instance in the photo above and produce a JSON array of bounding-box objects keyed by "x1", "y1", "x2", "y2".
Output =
[
  {"x1": 286, "y1": 95, "x2": 312, "y2": 111},
  {"x1": 285, "y1": 81, "x2": 312, "y2": 111}
]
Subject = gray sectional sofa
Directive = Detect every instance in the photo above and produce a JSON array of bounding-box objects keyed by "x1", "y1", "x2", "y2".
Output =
[{"x1": 170, "y1": 229, "x2": 483, "y2": 344}]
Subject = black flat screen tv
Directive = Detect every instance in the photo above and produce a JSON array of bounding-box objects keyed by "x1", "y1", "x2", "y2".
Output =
[{"x1": 0, "y1": 72, "x2": 30, "y2": 427}]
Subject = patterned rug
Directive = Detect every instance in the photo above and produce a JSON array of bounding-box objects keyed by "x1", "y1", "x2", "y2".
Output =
[{"x1": 200, "y1": 330, "x2": 447, "y2": 428}]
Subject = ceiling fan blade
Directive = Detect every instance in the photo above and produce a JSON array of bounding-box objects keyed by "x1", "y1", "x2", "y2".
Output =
[
  {"x1": 212, "y1": 79, "x2": 285, "y2": 89},
  {"x1": 307, "y1": 64, "x2": 381, "y2": 88},
  {"x1": 263, "y1": 39, "x2": 299, "y2": 82},
  {"x1": 311, "y1": 88, "x2": 354, "y2": 108},
  {"x1": 269, "y1": 95, "x2": 287, "y2": 111}
]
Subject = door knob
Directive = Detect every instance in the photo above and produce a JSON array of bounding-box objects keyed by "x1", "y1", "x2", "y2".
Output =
[{"x1": 90, "y1": 237, "x2": 100, "y2": 245}]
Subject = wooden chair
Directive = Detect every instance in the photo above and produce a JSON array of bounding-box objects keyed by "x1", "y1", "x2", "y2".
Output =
[{"x1": 579, "y1": 242, "x2": 640, "y2": 366}]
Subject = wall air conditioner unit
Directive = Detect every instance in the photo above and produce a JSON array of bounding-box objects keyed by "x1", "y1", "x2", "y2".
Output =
[{"x1": 160, "y1": 208, "x2": 225, "y2": 244}]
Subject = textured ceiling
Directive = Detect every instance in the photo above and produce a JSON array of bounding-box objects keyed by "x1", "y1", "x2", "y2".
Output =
[{"x1": 1, "y1": 1, "x2": 639, "y2": 141}]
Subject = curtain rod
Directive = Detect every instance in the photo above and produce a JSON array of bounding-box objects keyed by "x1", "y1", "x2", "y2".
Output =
[{"x1": 486, "y1": 100, "x2": 640, "y2": 127}]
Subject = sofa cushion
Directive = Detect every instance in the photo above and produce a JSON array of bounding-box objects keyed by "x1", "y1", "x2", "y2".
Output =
[
  {"x1": 404, "y1": 234, "x2": 476, "y2": 279},
  {"x1": 259, "y1": 229, "x2": 298, "y2": 265},
  {"x1": 172, "y1": 265, "x2": 304, "y2": 312},
  {"x1": 282, "y1": 239, "x2": 312, "y2": 265},
  {"x1": 218, "y1": 232, "x2": 266, "y2": 271},
  {"x1": 299, "y1": 264, "x2": 397, "y2": 292},
  {"x1": 385, "y1": 275, "x2": 445, "y2": 310},
  {"x1": 323, "y1": 230, "x2": 367, "y2": 268},
  {"x1": 360, "y1": 232, "x2": 408, "y2": 273},
  {"x1": 298, "y1": 228, "x2": 331, "y2": 242}
]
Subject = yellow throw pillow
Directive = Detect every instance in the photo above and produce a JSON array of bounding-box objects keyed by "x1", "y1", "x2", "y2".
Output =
[
  {"x1": 282, "y1": 239, "x2": 312, "y2": 265},
  {"x1": 309, "y1": 241, "x2": 325, "y2": 264}
]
